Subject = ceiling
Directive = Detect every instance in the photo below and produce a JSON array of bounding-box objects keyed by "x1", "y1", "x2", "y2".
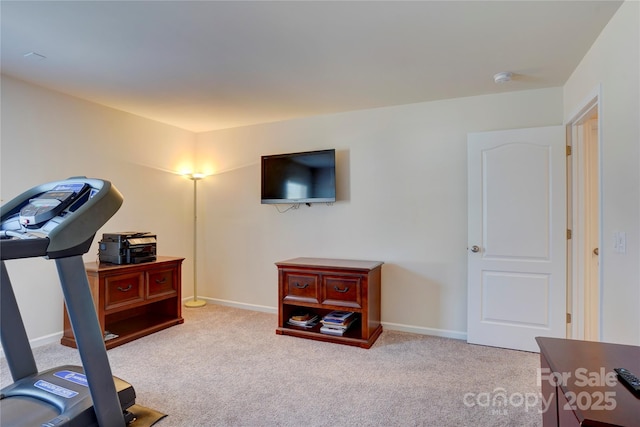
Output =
[{"x1": 1, "y1": 1, "x2": 623, "y2": 133}]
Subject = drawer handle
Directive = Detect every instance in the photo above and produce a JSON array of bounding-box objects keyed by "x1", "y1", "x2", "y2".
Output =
[
  {"x1": 117, "y1": 284, "x2": 133, "y2": 292},
  {"x1": 334, "y1": 285, "x2": 350, "y2": 293},
  {"x1": 155, "y1": 277, "x2": 167, "y2": 284},
  {"x1": 294, "y1": 282, "x2": 309, "y2": 289}
]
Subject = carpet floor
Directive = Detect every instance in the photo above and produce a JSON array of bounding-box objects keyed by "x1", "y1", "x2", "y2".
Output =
[{"x1": 1, "y1": 305, "x2": 543, "y2": 426}]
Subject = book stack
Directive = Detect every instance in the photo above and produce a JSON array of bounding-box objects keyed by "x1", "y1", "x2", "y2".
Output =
[
  {"x1": 104, "y1": 330, "x2": 119, "y2": 341},
  {"x1": 287, "y1": 312, "x2": 319, "y2": 328},
  {"x1": 320, "y1": 311, "x2": 357, "y2": 336}
]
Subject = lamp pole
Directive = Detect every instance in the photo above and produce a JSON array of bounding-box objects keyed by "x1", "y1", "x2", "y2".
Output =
[{"x1": 185, "y1": 174, "x2": 206, "y2": 307}]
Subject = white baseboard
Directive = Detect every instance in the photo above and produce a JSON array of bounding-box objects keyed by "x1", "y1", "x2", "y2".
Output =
[
  {"x1": 381, "y1": 321, "x2": 467, "y2": 341},
  {"x1": 186, "y1": 296, "x2": 277, "y2": 314},
  {"x1": 188, "y1": 297, "x2": 467, "y2": 341},
  {"x1": 0, "y1": 332, "x2": 62, "y2": 359}
]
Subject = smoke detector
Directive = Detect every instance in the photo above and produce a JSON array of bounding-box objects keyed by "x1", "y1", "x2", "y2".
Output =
[
  {"x1": 23, "y1": 52, "x2": 47, "y2": 61},
  {"x1": 493, "y1": 71, "x2": 513, "y2": 84}
]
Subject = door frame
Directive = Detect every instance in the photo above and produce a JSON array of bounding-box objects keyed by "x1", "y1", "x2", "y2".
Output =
[{"x1": 566, "y1": 85, "x2": 603, "y2": 341}]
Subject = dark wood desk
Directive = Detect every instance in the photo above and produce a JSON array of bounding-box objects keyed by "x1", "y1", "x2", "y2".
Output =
[{"x1": 536, "y1": 337, "x2": 640, "y2": 427}]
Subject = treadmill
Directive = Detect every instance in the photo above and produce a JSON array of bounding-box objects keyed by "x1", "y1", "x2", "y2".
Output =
[{"x1": 0, "y1": 177, "x2": 135, "y2": 426}]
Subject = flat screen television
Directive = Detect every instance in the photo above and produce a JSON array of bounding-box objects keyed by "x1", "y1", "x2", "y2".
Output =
[{"x1": 261, "y1": 149, "x2": 336, "y2": 204}]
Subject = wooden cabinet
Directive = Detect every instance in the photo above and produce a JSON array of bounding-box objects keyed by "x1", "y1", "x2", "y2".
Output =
[
  {"x1": 276, "y1": 258, "x2": 383, "y2": 349},
  {"x1": 61, "y1": 256, "x2": 184, "y2": 350}
]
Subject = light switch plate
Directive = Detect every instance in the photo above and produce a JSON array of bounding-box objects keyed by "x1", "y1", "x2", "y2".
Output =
[{"x1": 613, "y1": 231, "x2": 626, "y2": 254}]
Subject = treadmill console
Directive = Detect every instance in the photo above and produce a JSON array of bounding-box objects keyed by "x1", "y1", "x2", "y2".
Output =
[
  {"x1": 19, "y1": 183, "x2": 90, "y2": 227},
  {"x1": 1, "y1": 177, "x2": 123, "y2": 259}
]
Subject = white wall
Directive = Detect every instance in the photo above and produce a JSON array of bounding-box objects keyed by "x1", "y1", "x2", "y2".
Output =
[
  {"x1": 563, "y1": 0, "x2": 640, "y2": 344},
  {"x1": 195, "y1": 88, "x2": 564, "y2": 337},
  {"x1": 0, "y1": 75, "x2": 196, "y2": 345}
]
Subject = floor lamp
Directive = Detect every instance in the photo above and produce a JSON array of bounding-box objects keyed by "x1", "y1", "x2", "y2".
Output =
[{"x1": 185, "y1": 173, "x2": 207, "y2": 307}]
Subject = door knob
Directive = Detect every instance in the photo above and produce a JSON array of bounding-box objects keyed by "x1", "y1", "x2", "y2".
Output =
[
  {"x1": 593, "y1": 247, "x2": 599, "y2": 256},
  {"x1": 470, "y1": 245, "x2": 480, "y2": 253}
]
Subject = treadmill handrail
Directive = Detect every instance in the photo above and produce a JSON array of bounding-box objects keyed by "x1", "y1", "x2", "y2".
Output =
[{"x1": 0, "y1": 237, "x2": 50, "y2": 261}]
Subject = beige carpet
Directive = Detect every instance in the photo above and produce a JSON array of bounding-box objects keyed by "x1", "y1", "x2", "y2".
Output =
[{"x1": 1, "y1": 305, "x2": 543, "y2": 426}]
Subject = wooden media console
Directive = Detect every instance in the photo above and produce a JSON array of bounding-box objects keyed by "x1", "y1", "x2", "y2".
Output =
[{"x1": 276, "y1": 257, "x2": 383, "y2": 349}]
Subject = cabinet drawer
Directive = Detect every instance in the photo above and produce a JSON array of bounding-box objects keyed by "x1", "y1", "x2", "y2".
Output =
[
  {"x1": 322, "y1": 275, "x2": 362, "y2": 308},
  {"x1": 147, "y1": 267, "x2": 176, "y2": 299},
  {"x1": 283, "y1": 273, "x2": 319, "y2": 303},
  {"x1": 105, "y1": 272, "x2": 144, "y2": 310}
]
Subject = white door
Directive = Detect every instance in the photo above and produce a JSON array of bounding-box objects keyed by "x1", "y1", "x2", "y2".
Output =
[{"x1": 467, "y1": 126, "x2": 566, "y2": 352}]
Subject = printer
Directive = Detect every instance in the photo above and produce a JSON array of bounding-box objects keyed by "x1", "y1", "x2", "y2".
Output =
[{"x1": 98, "y1": 232, "x2": 156, "y2": 264}]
